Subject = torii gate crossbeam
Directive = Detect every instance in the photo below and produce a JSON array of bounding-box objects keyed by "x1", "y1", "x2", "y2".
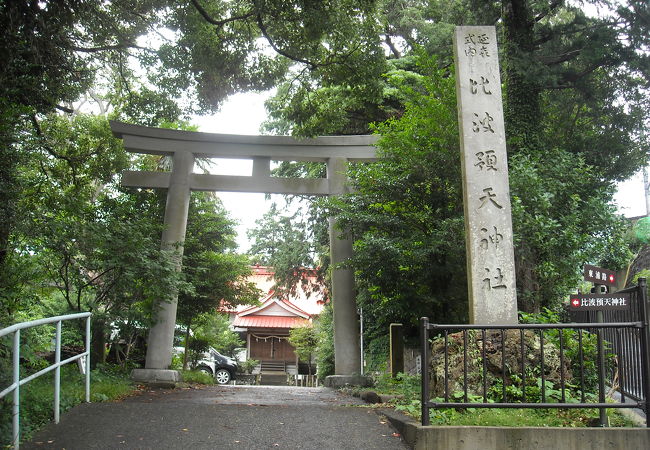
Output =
[{"x1": 110, "y1": 121, "x2": 377, "y2": 384}]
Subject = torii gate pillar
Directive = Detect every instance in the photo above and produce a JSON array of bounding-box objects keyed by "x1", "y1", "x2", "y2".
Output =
[
  {"x1": 328, "y1": 157, "x2": 361, "y2": 376},
  {"x1": 146, "y1": 151, "x2": 193, "y2": 368},
  {"x1": 132, "y1": 151, "x2": 194, "y2": 384}
]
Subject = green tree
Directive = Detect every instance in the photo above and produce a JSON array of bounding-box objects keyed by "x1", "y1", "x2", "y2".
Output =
[
  {"x1": 288, "y1": 325, "x2": 318, "y2": 375},
  {"x1": 314, "y1": 304, "x2": 335, "y2": 378},
  {"x1": 247, "y1": 203, "x2": 327, "y2": 300},
  {"x1": 0, "y1": 0, "x2": 386, "y2": 316},
  {"x1": 263, "y1": 1, "x2": 648, "y2": 318},
  {"x1": 333, "y1": 57, "x2": 467, "y2": 343},
  {"x1": 2, "y1": 112, "x2": 185, "y2": 364},
  {"x1": 193, "y1": 312, "x2": 245, "y2": 357}
]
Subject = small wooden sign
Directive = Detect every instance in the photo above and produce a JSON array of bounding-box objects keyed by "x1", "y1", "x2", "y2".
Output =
[
  {"x1": 583, "y1": 264, "x2": 617, "y2": 287},
  {"x1": 569, "y1": 293, "x2": 631, "y2": 311}
]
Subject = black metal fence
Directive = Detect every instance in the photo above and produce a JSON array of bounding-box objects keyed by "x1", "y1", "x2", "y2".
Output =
[
  {"x1": 419, "y1": 279, "x2": 649, "y2": 426},
  {"x1": 569, "y1": 281, "x2": 647, "y2": 401}
]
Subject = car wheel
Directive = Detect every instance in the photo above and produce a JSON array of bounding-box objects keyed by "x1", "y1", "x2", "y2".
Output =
[
  {"x1": 215, "y1": 368, "x2": 231, "y2": 384},
  {"x1": 197, "y1": 366, "x2": 212, "y2": 376}
]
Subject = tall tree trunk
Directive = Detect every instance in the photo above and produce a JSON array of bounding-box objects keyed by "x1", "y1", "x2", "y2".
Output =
[
  {"x1": 501, "y1": 0, "x2": 542, "y2": 154},
  {"x1": 91, "y1": 318, "x2": 106, "y2": 369},
  {"x1": 502, "y1": 0, "x2": 543, "y2": 309},
  {"x1": 0, "y1": 115, "x2": 19, "y2": 293}
]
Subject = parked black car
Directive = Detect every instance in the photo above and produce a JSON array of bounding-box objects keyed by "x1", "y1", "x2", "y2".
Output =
[{"x1": 203, "y1": 347, "x2": 238, "y2": 385}]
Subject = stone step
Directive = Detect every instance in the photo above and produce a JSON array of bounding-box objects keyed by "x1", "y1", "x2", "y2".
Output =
[
  {"x1": 259, "y1": 373, "x2": 288, "y2": 386},
  {"x1": 260, "y1": 361, "x2": 286, "y2": 372}
]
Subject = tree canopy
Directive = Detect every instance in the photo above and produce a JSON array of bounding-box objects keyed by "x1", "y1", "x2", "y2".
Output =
[
  {"x1": 1, "y1": 0, "x2": 648, "y2": 355},
  {"x1": 251, "y1": 0, "x2": 649, "y2": 337}
]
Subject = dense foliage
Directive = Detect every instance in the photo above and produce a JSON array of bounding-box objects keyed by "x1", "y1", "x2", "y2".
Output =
[
  {"x1": 315, "y1": 304, "x2": 335, "y2": 379},
  {"x1": 0, "y1": 0, "x2": 647, "y2": 400},
  {"x1": 256, "y1": 1, "x2": 648, "y2": 342}
]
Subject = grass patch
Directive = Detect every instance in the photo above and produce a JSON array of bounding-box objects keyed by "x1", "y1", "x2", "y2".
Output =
[
  {"x1": 1, "y1": 364, "x2": 134, "y2": 446},
  {"x1": 179, "y1": 369, "x2": 215, "y2": 385},
  {"x1": 426, "y1": 406, "x2": 635, "y2": 427},
  {"x1": 369, "y1": 373, "x2": 638, "y2": 428}
]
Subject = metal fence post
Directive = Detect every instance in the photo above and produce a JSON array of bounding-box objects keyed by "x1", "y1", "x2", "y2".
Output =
[
  {"x1": 12, "y1": 329, "x2": 20, "y2": 449},
  {"x1": 86, "y1": 315, "x2": 91, "y2": 403},
  {"x1": 637, "y1": 278, "x2": 650, "y2": 427},
  {"x1": 596, "y1": 313, "x2": 608, "y2": 426},
  {"x1": 420, "y1": 317, "x2": 430, "y2": 426},
  {"x1": 54, "y1": 321, "x2": 61, "y2": 424}
]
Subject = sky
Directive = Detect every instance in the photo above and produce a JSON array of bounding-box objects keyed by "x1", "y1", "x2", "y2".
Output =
[
  {"x1": 193, "y1": 91, "x2": 295, "y2": 252},
  {"x1": 194, "y1": 91, "x2": 648, "y2": 252}
]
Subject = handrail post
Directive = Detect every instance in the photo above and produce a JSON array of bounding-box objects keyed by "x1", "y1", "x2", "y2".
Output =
[
  {"x1": 85, "y1": 315, "x2": 91, "y2": 402},
  {"x1": 420, "y1": 317, "x2": 430, "y2": 426},
  {"x1": 637, "y1": 278, "x2": 649, "y2": 427},
  {"x1": 12, "y1": 329, "x2": 20, "y2": 449},
  {"x1": 596, "y1": 317, "x2": 608, "y2": 426},
  {"x1": 54, "y1": 320, "x2": 61, "y2": 424}
]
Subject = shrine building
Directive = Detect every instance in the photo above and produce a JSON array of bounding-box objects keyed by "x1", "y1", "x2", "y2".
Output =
[{"x1": 224, "y1": 266, "x2": 326, "y2": 376}]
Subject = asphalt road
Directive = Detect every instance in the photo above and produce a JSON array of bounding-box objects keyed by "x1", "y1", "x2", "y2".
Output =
[{"x1": 23, "y1": 385, "x2": 409, "y2": 450}]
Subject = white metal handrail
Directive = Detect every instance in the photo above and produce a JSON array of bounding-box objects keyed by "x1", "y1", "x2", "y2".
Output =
[{"x1": 0, "y1": 312, "x2": 91, "y2": 449}]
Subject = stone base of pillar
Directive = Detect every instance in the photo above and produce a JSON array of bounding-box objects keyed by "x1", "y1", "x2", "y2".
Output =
[
  {"x1": 323, "y1": 375, "x2": 372, "y2": 388},
  {"x1": 131, "y1": 368, "x2": 182, "y2": 388}
]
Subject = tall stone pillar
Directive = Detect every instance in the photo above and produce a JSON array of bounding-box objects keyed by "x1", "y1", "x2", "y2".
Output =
[
  {"x1": 133, "y1": 150, "x2": 194, "y2": 383},
  {"x1": 327, "y1": 157, "x2": 361, "y2": 376},
  {"x1": 147, "y1": 150, "x2": 194, "y2": 368},
  {"x1": 453, "y1": 26, "x2": 518, "y2": 324}
]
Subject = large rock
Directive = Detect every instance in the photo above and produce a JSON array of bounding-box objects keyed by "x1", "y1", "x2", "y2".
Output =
[{"x1": 428, "y1": 329, "x2": 572, "y2": 400}]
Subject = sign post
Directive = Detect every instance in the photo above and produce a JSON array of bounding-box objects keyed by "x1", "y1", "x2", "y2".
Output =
[{"x1": 574, "y1": 264, "x2": 622, "y2": 427}]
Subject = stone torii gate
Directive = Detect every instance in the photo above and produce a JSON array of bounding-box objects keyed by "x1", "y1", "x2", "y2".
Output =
[{"x1": 110, "y1": 121, "x2": 377, "y2": 385}]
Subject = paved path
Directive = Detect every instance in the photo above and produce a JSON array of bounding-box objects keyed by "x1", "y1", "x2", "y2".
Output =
[{"x1": 23, "y1": 385, "x2": 409, "y2": 449}]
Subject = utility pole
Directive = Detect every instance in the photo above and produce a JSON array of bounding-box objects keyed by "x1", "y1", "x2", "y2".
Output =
[{"x1": 643, "y1": 166, "x2": 650, "y2": 216}]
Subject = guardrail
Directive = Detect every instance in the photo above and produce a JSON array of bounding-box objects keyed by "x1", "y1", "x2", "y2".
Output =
[
  {"x1": 0, "y1": 312, "x2": 91, "y2": 449},
  {"x1": 419, "y1": 281, "x2": 649, "y2": 426}
]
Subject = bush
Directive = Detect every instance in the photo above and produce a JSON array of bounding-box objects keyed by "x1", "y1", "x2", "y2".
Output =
[
  {"x1": 369, "y1": 372, "x2": 634, "y2": 427},
  {"x1": 239, "y1": 359, "x2": 259, "y2": 374},
  {"x1": 365, "y1": 334, "x2": 389, "y2": 373},
  {"x1": 315, "y1": 304, "x2": 334, "y2": 379},
  {"x1": 180, "y1": 369, "x2": 214, "y2": 385},
  {"x1": 520, "y1": 308, "x2": 614, "y2": 395}
]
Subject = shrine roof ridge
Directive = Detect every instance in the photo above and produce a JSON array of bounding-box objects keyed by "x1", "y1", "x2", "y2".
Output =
[{"x1": 110, "y1": 121, "x2": 378, "y2": 162}]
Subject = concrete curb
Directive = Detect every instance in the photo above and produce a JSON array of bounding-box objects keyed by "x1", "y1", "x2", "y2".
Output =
[
  {"x1": 380, "y1": 409, "x2": 650, "y2": 450},
  {"x1": 131, "y1": 368, "x2": 181, "y2": 388}
]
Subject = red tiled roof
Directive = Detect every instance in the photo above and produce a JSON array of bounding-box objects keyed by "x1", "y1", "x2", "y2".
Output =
[
  {"x1": 239, "y1": 295, "x2": 311, "y2": 319},
  {"x1": 232, "y1": 315, "x2": 310, "y2": 329}
]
